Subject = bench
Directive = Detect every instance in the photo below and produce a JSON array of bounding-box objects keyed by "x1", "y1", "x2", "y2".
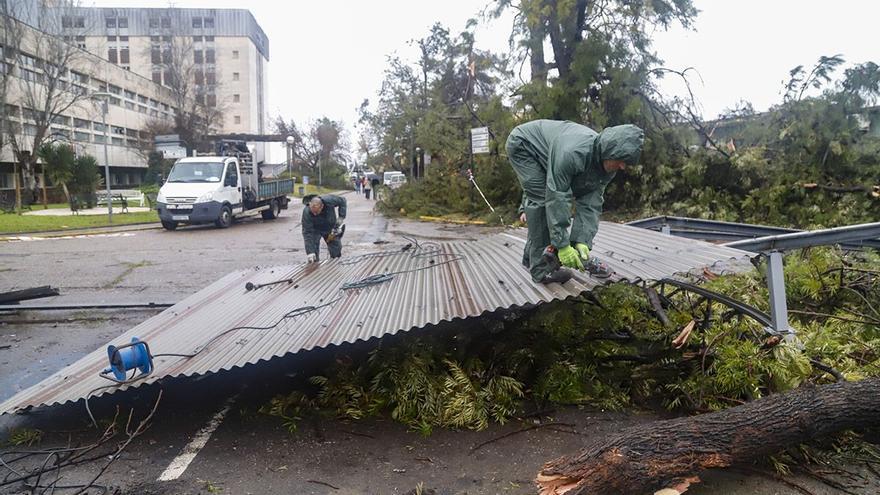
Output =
[{"x1": 96, "y1": 189, "x2": 145, "y2": 209}]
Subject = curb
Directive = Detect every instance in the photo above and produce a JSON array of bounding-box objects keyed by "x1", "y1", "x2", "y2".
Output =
[{"x1": 0, "y1": 222, "x2": 162, "y2": 241}]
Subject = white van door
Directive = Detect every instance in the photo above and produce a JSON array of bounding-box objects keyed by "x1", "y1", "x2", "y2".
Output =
[{"x1": 221, "y1": 160, "x2": 243, "y2": 213}]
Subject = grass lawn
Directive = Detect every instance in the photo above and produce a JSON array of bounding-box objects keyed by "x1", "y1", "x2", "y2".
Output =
[{"x1": 0, "y1": 211, "x2": 158, "y2": 234}]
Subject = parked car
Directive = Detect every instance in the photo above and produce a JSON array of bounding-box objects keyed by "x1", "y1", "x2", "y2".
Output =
[{"x1": 388, "y1": 173, "x2": 407, "y2": 189}]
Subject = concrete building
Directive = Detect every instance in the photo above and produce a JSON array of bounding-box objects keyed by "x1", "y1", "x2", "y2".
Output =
[
  {"x1": 60, "y1": 7, "x2": 269, "y2": 140},
  {"x1": 1, "y1": 9, "x2": 178, "y2": 196},
  {"x1": 1, "y1": 5, "x2": 270, "y2": 200}
]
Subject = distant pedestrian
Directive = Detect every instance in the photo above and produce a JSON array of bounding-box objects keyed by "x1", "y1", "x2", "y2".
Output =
[
  {"x1": 371, "y1": 178, "x2": 380, "y2": 201},
  {"x1": 352, "y1": 176, "x2": 360, "y2": 194},
  {"x1": 363, "y1": 176, "x2": 372, "y2": 200}
]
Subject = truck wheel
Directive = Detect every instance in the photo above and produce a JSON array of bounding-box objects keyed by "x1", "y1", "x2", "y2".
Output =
[
  {"x1": 261, "y1": 199, "x2": 280, "y2": 220},
  {"x1": 161, "y1": 220, "x2": 178, "y2": 231},
  {"x1": 215, "y1": 205, "x2": 232, "y2": 228}
]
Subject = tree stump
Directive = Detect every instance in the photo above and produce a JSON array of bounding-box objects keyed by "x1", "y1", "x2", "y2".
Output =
[{"x1": 536, "y1": 377, "x2": 880, "y2": 495}]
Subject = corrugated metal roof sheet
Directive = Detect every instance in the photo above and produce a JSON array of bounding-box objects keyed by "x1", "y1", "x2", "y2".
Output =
[{"x1": 0, "y1": 223, "x2": 754, "y2": 415}]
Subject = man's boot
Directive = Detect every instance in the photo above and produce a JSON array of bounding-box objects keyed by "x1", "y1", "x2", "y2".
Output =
[{"x1": 539, "y1": 268, "x2": 573, "y2": 285}]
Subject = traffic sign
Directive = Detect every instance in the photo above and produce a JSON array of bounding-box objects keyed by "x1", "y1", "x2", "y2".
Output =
[{"x1": 471, "y1": 127, "x2": 490, "y2": 154}]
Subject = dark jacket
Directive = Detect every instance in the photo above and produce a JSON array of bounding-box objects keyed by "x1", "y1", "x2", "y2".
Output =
[{"x1": 301, "y1": 194, "x2": 347, "y2": 254}]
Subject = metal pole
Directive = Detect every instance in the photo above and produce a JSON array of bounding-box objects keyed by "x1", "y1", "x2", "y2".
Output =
[
  {"x1": 102, "y1": 100, "x2": 112, "y2": 222},
  {"x1": 766, "y1": 250, "x2": 792, "y2": 336}
]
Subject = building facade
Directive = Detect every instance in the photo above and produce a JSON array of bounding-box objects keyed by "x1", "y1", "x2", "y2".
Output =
[
  {"x1": 61, "y1": 7, "x2": 269, "y2": 139},
  {"x1": 1, "y1": 10, "x2": 178, "y2": 192},
  {"x1": 1, "y1": 5, "x2": 270, "y2": 196}
]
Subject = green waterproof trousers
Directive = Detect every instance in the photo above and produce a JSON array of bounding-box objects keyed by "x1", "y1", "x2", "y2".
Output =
[{"x1": 506, "y1": 131, "x2": 558, "y2": 282}]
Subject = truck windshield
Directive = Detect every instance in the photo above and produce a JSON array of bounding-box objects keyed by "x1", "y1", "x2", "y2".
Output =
[{"x1": 167, "y1": 162, "x2": 224, "y2": 183}]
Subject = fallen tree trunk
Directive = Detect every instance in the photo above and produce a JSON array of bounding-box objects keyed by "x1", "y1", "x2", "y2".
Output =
[{"x1": 536, "y1": 376, "x2": 880, "y2": 495}]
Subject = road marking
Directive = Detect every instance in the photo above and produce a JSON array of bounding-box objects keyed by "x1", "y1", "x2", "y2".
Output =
[
  {"x1": 1, "y1": 232, "x2": 137, "y2": 242},
  {"x1": 158, "y1": 395, "x2": 237, "y2": 481}
]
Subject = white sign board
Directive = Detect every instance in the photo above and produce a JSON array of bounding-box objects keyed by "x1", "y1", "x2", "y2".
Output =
[
  {"x1": 303, "y1": 176, "x2": 310, "y2": 185},
  {"x1": 157, "y1": 145, "x2": 186, "y2": 159},
  {"x1": 471, "y1": 127, "x2": 490, "y2": 154}
]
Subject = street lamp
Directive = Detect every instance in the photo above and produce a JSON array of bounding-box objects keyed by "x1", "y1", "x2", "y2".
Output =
[
  {"x1": 285, "y1": 135, "x2": 294, "y2": 178},
  {"x1": 415, "y1": 147, "x2": 422, "y2": 180},
  {"x1": 91, "y1": 92, "x2": 113, "y2": 222}
]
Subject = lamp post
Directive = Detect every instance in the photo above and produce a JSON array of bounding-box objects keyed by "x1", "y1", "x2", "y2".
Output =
[
  {"x1": 285, "y1": 135, "x2": 294, "y2": 178},
  {"x1": 415, "y1": 147, "x2": 422, "y2": 180},
  {"x1": 91, "y1": 92, "x2": 113, "y2": 222}
]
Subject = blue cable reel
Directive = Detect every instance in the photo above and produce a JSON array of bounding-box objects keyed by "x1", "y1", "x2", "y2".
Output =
[{"x1": 101, "y1": 337, "x2": 153, "y2": 383}]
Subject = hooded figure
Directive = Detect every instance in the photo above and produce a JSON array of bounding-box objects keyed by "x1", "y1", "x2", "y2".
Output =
[{"x1": 506, "y1": 120, "x2": 644, "y2": 284}]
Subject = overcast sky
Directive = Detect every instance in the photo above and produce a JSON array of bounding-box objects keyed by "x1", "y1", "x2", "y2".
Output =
[{"x1": 89, "y1": 0, "x2": 878, "y2": 161}]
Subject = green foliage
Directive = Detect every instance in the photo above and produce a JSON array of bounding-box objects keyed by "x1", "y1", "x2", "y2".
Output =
[
  {"x1": 70, "y1": 154, "x2": 103, "y2": 208},
  {"x1": 262, "y1": 248, "x2": 878, "y2": 435},
  {"x1": 4, "y1": 428, "x2": 43, "y2": 447}
]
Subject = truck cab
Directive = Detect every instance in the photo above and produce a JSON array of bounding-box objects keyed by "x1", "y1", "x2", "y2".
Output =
[
  {"x1": 156, "y1": 141, "x2": 293, "y2": 230},
  {"x1": 156, "y1": 157, "x2": 241, "y2": 229}
]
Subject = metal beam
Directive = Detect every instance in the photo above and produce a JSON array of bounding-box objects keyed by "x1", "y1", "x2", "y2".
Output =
[
  {"x1": 723, "y1": 222, "x2": 880, "y2": 252},
  {"x1": 628, "y1": 216, "x2": 880, "y2": 250}
]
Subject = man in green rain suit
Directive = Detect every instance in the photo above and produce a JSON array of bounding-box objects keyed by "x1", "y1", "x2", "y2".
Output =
[{"x1": 506, "y1": 120, "x2": 644, "y2": 284}]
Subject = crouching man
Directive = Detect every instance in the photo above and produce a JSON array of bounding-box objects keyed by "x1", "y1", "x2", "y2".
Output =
[{"x1": 301, "y1": 194, "x2": 346, "y2": 262}]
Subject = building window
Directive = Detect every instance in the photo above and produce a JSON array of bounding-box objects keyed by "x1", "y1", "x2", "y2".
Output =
[
  {"x1": 107, "y1": 48, "x2": 117, "y2": 63},
  {"x1": 232, "y1": 72, "x2": 239, "y2": 81},
  {"x1": 62, "y1": 16, "x2": 72, "y2": 28},
  {"x1": 75, "y1": 17, "x2": 85, "y2": 28},
  {"x1": 161, "y1": 18, "x2": 171, "y2": 28},
  {"x1": 206, "y1": 71, "x2": 215, "y2": 85},
  {"x1": 118, "y1": 18, "x2": 128, "y2": 28},
  {"x1": 120, "y1": 49, "x2": 129, "y2": 64},
  {"x1": 105, "y1": 18, "x2": 116, "y2": 28},
  {"x1": 124, "y1": 90, "x2": 136, "y2": 100},
  {"x1": 204, "y1": 18, "x2": 214, "y2": 28},
  {"x1": 205, "y1": 49, "x2": 215, "y2": 64},
  {"x1": 152, "y1": 71, "x2": 162, "y2": 83},
  {"x1": 232, "y1": 50, "x2": 239, "y2": 59},
  {"x1": 192, "y1": 17, "x2": 202, "y2": 28},
  {"x1": 109, "y1": 85, "x2": 122, "y2": 95},
  {"x1": 192, "y1": 36, "x2": 202, "y2": 42},
  {"x1": 205, "y1": 35, "x2": 214, "y2": 42},
  {"x1": 74, "y1": 118, "x2": 89, "y2": 128},
  {"x1": 194, "y1": 69, "x2": 204, "y2": 85},
  {"x1": 149, "y1": 18, "x2": 159, "y2": 28},
  {"x1": 194, "y1": 50, "x2": 203, "y2": 64},
  {"x1": 120, "y1": 35, "x2": 129, "y2": 41},
  {"x1": 234, "y1": 115, "x2": 241, "y2": 124},
  {"x1": 74, "y1": 131, "x2": 90, "y2": 142},
  {"x1": 207, "y1": 94, "x2": 216, "y2": 107},
  {"x1": 151, "y1": 48, "x2": 161, "y2": 64},
  {"x1": 233, "y1": 94, "x2": 240, "y2": 103},
  {"x1": 107, "y1": 35, "x2": 116, "y2": 41}
]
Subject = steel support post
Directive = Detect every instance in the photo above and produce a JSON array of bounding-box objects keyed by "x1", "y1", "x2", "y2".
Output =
[{"x1": 766, "y1": 250, "x2": 792, "y2": 336}]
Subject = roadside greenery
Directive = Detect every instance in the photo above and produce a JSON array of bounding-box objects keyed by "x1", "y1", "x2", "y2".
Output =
[
  {"x1": 262, "y1": 248, "x2": 879, "y2": 433},
  {"x1": 0, "y1": 211, "x2": 157, "y2": 234}
]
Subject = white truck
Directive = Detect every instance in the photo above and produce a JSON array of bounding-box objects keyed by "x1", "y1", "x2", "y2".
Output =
[{"x1": 155, "y1": 141, "x2": 293, "y2": 230}]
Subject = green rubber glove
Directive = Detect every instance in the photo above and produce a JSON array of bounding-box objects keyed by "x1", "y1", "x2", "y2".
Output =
[
  {"x1": 574, "y1": 243, "x2": 590, "y2": 260},
  {"x1": 557, "y1": 245, "x2": 584, "y2": 270}
]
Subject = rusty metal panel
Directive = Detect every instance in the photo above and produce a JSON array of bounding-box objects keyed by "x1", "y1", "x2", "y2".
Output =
[{"x1": 0, "y1": 224, "x2": 754, "y2": 415}]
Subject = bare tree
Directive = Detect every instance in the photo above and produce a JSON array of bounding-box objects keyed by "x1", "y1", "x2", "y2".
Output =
[
  {"x1": 144, "y1": 14, "x2": 226, "y2": 153},
  {"x1": 3, "y1": 1, "x2": 94, "y2": 212}
]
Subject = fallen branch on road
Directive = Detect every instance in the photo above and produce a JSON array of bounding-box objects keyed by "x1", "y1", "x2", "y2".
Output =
[{"x1": 536, "y1": 377, "x2": 880, "y2": 494}]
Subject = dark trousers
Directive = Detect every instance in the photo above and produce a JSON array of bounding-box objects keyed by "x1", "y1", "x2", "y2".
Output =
[
  {"x1": 364, "y1": 189, "x2": 371, "y2": 199},
  {"x1": 306, "y1": 234, "x2": 342, "y2": 261},
  {"x1": 506, "y1": 131, "x2": 555, "y2": 282}
]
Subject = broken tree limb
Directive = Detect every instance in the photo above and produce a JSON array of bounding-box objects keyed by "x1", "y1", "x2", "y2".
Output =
[
  {"x1": 535, "y1": 376, "x2": 880, "y2": 495},
  {"x1": 0, "y1": 286, "x2": 59, "y2": 304}
]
